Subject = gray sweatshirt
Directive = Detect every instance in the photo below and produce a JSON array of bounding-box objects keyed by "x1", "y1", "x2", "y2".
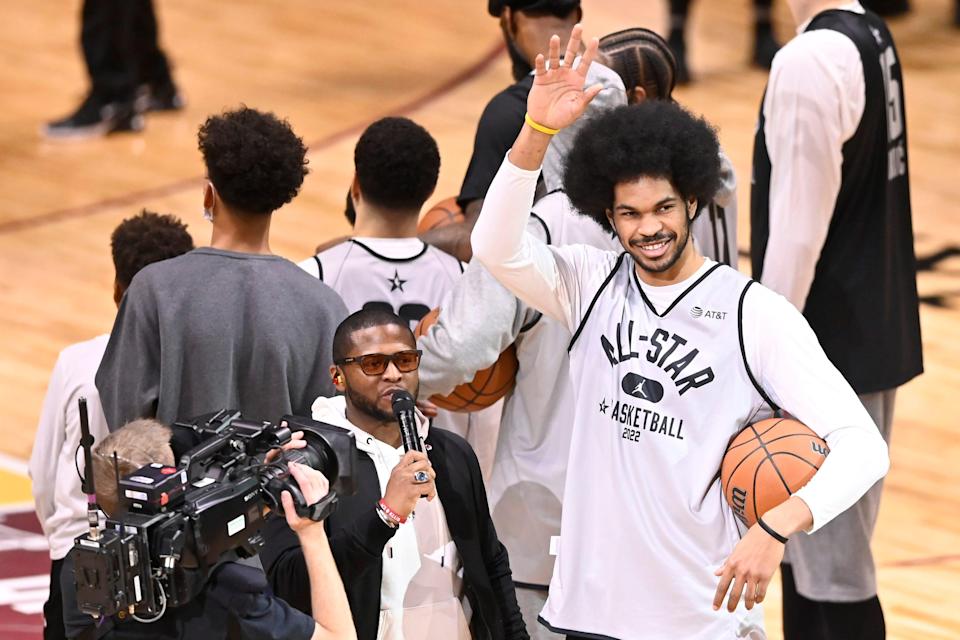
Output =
[{"x1": 96, "y1": 247, "x2": 348, "y2": 429}]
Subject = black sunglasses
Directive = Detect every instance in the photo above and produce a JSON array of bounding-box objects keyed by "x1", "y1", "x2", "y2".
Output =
[{"x1": 335, "y1": 349, "x2": 422, "y2": 376}]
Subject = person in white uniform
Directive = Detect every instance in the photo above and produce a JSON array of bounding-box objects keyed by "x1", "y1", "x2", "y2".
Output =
[
  {"x1": 29, "y1": 210, "x2": 194, "y2": 640},
  {"x1": 471, "y1": 26, "x2": 890, "y2": 639}
]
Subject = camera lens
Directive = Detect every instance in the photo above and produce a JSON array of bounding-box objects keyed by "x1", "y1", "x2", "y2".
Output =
[{"x1": 259, "y1": 434, "x2": 332, "y2": 516}]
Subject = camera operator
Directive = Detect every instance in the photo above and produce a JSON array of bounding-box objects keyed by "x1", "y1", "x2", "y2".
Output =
[
  {"x1": 260, "y1": 308, "x2": 528, "y2": 640},
  {"x1": 61, "y1": 418, "x2": 357, "y2": 640}
]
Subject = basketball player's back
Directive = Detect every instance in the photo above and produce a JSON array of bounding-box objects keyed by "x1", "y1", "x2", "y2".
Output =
[{"x1": 300, "y1": 237, "x2": 463, "y2": 330}]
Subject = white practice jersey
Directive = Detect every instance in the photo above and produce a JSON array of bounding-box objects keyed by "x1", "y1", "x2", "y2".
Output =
[
  {"x1": 540, "y1": 255, "x2": 768, "y2": 639},
  {"x1": 472, "y1": 156, "x2": 889, "y2": 639},
  {"x1": 299, "y1": 237, "x2": 494, "y2": 446},
  {"x1": 299, "y1": 238, "x2": 463, "y2": 330},
  {"x1": 492, "y1": 187, "x2": 743, "y2": 587}
]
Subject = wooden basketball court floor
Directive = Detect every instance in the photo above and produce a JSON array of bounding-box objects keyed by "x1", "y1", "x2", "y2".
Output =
[{"x1": 0, "y1": 0, "x2": 957, "y2": 637}]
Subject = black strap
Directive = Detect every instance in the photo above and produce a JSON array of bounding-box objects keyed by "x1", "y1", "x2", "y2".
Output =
[
  {"x1": 634, "y1": 262, "x2": 722, "y2": 318},
  {"x1": 758, "y1": 516, "x2": 789, "y2": 544},
  {"x1": 568, "y1": 253, "x2": 627, "y2": 352},
  {"x1": 529, "y1": 211, "x2": 552, "y2": 245},
  {"x1": 313, "y1": 255, "x2": 323, "y2": 280},
  {"x1": 519, "y1": 311, "x2": 543, "y2": 334},
  {"x1": 738, "y1": 280, "x2": 781, "y2": 413}
]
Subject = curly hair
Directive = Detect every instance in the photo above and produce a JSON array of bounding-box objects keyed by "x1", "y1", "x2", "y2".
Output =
[
  {"x1": 198, "y1": 106, "x2": 309, "y2": 215},
  {"x1": 599, "y1": 27, "x2": 677, "y2": 102},
  {"x1": 354, "y1": 117, "x2": 439, "y2": 212},
  {"x1": 563, "y1": 102, "x2": 721, "y2": 233},
  {"x1": 111, "y1": 210, "x2": 194, "y2": 289}
]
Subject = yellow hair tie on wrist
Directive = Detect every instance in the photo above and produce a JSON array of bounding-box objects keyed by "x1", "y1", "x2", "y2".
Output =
[{"x1": 524, "y1": 113, "x2": 560, "y2": 136}]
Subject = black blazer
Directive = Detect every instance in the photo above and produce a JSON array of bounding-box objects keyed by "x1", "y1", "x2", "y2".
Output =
[{"x1": 260, "y1": 427, "x2": 529, "y2": 640}]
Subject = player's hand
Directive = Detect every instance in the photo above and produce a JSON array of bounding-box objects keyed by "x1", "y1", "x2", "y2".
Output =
[
  {"x1": 265, "y1": 430, "x2": 306, "y2": 464},
  {"x1": 382, "y1": 450, "x2": 437, "y2": 518},
  {"x1": 417, "y1": 398, "x2": 439, "y2": 419},
  {"x1": 282, "y1": 461, "x2": 330, "y2": 534},
  {"x1": 527, "y1": 23, "x2": 603, "y2": 132},
  {"x1": 712, "y1": 524, "x2": 785, "y2": 612}
]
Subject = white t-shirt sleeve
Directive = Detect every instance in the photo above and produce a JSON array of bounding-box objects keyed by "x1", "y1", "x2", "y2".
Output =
[
  {"x1": 760, "y1": 30, "x2": 865, "y2": 309},
  {"x1": 743, "y1": 284, "x2": 889, "y2": 532}
]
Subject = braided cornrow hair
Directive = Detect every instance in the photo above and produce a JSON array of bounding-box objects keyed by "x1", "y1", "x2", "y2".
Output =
[{"x1": 599, "y1": 28, "x2": 677, "y2": 102}]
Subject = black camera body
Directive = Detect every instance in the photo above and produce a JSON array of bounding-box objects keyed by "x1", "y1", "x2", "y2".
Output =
[{"x1": 73, "y1": 410, "x2": 359, "y2": 620}]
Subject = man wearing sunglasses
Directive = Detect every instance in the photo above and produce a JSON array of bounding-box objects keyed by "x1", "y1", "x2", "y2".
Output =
[{"x1": 260, "y1": 308, "x2": 528, "y2": 640}]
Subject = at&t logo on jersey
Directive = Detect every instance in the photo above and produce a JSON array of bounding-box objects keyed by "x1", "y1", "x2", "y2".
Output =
[{"x1": 690, "y1": 305, "x2": 727, "y2": 320}]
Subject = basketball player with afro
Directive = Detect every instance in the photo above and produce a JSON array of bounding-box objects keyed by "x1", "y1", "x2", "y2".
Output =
[{"x1": 472, "y1": 26, "x2": 890, "y2": 639}]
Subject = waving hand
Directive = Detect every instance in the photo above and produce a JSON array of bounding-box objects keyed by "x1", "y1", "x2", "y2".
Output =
[{"x1": 526, "y1": 24, "x2": 603, "y2": 132}]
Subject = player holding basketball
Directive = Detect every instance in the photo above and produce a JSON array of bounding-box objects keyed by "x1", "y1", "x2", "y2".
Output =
[{"x1": 472, "y1": 26, "x2": 890, "y2": 639}]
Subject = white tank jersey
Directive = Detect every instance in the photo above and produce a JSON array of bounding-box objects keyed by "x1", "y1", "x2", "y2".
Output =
[
  {"x1": 299, "y1": 238, "x2": 463, "y2": 329},
  {"x1": 298, "y1": 238, "x2": 491, "y2": 446},
  {"x1": 492, "y1": 190, "x2": 740, "y2": 587},
  {"x1": 539, "y1": 253, "x2": 772, "y2": 640}
]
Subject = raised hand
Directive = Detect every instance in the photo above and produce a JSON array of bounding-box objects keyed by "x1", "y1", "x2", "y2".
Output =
[{"x1": 526, "y1": 23, "x2": 603, "y2": 132}]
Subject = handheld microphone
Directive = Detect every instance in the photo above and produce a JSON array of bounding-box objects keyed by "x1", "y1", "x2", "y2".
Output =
[{"x1": 391, "y1": 390, "x2": 423, "y2": 453}]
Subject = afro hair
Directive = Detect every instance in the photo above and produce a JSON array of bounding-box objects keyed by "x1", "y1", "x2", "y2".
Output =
[
  {"x1": 198, "y1": 106, "x2": 309, "y2": 215},
  {"x1": 563, "y1": 101, "x2": 721, "y2": 234},
  {"x1": 111, "y1": 210, "x2": 194, "y2": 288},
  {"x1": 354, "y1": 117, "x2": 440, "y2": 212}
]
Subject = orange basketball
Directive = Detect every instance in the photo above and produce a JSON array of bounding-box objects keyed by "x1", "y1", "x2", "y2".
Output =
[
  {"x1": 417, "y1": 196, "x2": 465, "y2": 233},
  {"x1": 721, "y1": 417, "x2": 829, "y2": 527},
  {"x1": 415, "y1": 307, "x2": 518, "y2": 412}
]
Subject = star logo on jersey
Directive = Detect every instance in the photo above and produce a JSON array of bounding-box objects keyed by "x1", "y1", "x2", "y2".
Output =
[
  {"x1": 621, "y1": 372, "x2": 664, "y2": 404},
  {"x1": 388, "y1": 269, "x2": 407, "y2": 292},
  {"x1": 598, "y1": 398, "x2": 609, "y2": 414}
]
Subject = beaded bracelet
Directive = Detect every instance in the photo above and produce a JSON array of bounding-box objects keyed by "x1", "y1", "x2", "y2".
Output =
[{"x1": 377, "y1": 499, "x2": 406, "y2": 526}]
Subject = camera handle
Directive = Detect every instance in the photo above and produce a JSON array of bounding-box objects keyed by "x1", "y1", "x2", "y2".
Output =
[{"x1": 296, "y1": 492, "x2": 339, "y2": 522}]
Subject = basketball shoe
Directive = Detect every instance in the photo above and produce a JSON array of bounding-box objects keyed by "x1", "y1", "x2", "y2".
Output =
[{"x1": 43, "y1": 93, "x2": 144, "y2": 139}]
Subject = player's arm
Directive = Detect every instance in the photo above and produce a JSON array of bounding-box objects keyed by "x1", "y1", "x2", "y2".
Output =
[
  {"x1": 417, "y1": 261, "x2": 526, "y2": 397},
  {"x1": 95, "y1": 281, "x2": 161, "y2": 430},
  {"x1": 714, "y1": 285, "x2": 889, "y2": 613},
  {"x1": 472, "y1": 25, "x2": 602, "y2": 327},
  {"x1": 757, "y1": 32, "x2": 864, "y2": 308},
  {"x1": 714, "y1": 150, "x2": 737, "y2": 210}
]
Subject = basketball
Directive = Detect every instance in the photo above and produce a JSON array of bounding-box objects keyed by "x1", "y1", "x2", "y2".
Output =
[
  {"x1": 417, "y1": 196, "x2": 465, "y2": 233},
  {"x1": 721, "y1": 417, "x2": 830, "y2": 527},
  {"x1": 415, "y1": 307, "x2": 518, "y2": 412}
]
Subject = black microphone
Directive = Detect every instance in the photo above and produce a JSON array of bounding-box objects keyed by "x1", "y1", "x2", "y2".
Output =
[{"x1": 391, "y1": 390, "x2": 423, "y2": 453}]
